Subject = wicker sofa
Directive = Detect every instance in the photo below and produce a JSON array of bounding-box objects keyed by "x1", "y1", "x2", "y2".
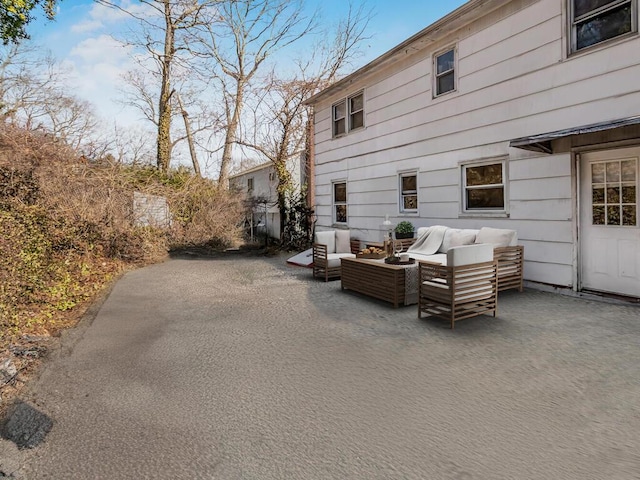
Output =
[{"x1": 405, "y1": 226, "x2": 524, "y2": 293}]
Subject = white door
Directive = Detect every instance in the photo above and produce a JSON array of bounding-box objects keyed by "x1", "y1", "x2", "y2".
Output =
[{"x1": 579, "y1": 147, "x2": 640, "y2": 297}]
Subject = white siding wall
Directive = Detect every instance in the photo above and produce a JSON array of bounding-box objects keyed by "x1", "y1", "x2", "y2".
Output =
[{"x1": 312, "y1": 0, "x2": 640, "y2": 287}]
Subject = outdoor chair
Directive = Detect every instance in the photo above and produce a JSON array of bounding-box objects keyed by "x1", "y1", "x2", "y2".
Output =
[
  {"x1": 418, "y1": 243, "x2": 498, "y2": 329},
  {"x1": 313, "y1": 230, "x2": 360, "y2": 282}
]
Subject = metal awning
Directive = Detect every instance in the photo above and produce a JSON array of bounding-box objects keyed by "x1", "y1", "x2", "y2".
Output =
[{"x1": 509, "y1": 116, "x2": 640, "y2": 153}]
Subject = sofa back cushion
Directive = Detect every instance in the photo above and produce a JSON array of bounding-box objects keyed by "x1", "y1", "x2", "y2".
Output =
[
  {"x1": 447, "y1": 243, "x2": 494, "y2": 266},
  {"x1": 315, "y1": 230, "x2": 336, "y2": 253},
  {"x1": 438, "y1": 229, "x2": 478, "y2": 253},
  {"x1": 335, "y1": 229, "x2": 352, "y2": 253},
  {"x1": 474, "y1": 227, "x2": 517, "y2": 247}
]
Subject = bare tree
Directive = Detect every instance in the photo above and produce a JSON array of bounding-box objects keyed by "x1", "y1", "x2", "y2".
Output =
[
  {"x1": 98, "y1": 0, "x2": 221, "y2": 173},
  {"x1": 238, "y1": 3, "x2": 371, "y2": 246},
  {"x1": 195, "y1": 0, "x2": 316, "y2": 189},
  {"x1": 0, "y1": 42, "x2": 106, "y2": 155}
]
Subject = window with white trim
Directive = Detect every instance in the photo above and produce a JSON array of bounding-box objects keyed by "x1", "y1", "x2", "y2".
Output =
[
  {"x1": 333, "y1": 181, "x2": 347, "y2": 223},
  {"x1": 570, "y1": 0, "x2": 636, "y2": 52},
  {"x1": 247, "y1": 177, "x2": 254, "y2": 193},
  {"x1": 462, "y1": 161, "x2": 506, "y2": 212},
  {"x1": 434, "y1": 48, "x2": 456, "y2": 96},
  {"x1": 399, "y1": 172, "x2": 418, "y2": 213},
  {"x1": 332, "y1": 91, "x2": 364, "y2": 138}
]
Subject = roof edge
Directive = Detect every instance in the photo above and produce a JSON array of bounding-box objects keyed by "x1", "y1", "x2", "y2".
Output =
[{"x1": 304, "y1": 0, "x2": 497, "y2": 106}]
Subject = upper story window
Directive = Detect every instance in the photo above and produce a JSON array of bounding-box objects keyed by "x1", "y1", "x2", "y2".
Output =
[
  {"x1": 247, "y1": 177, "x2": 254, "y2": 193},
  {"x1": 399, "y1": 172, "x2": 418, "y2": 213},
  {"x1": 333, "y1": 181, "x2": 348, "y2": 223},
  {"x1": 434, "y1": 48, "x2": 456, "y2": 96},
  {"x1": 570, "y1": 0, "x2": 636, "y2": 52},
  {"x1": 462, "y1": 161, "x2": 506, "y2": 212},
  {"x1": 332, "y1": 91, "x2": 364, "y2": 138}
]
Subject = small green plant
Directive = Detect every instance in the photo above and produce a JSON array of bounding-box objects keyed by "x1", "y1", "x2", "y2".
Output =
[{"x1": 394, "y1": 221, "x2": 414, "y2": 234}]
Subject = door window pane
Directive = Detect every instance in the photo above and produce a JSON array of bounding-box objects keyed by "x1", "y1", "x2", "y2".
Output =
[
  {"x1": 607, "y1": 186, "x2": 620, "y2": 203},
  {"x1": 593, "y1": 187, "x2": 605, "y2": 203},
  {"x1": 607, "y1": 205, "x2": 620, "y2": 225},
  {"x1": 593, "y1": 205, "x2": 606, "y2": 224},
  {"x1": 622, "y1": 185, "x2": 636, "y2": 203},
  {"x1": 606, "y1": 162, "x2": 621, "y2": 182},
  {"x1": 592, "y1": 163, "x2": 605, "y2": 183},
  {"x1": 622, "y1": 205, "x2": 636, "y2": 225}
]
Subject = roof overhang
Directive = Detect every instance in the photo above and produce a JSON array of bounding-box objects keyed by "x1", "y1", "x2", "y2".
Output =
[{"x1": 509, "y1": 116, "x2": 640, "y2": 154}]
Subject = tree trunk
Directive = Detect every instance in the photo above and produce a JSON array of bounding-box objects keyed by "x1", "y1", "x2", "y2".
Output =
[
  {"x1": 218, "y1": 82, "x2": 244, "y2": 189},
  {"x1": 157, "y1": 1, "x2": 174, "y2": 173},
  {"x1": 176, "y1": 92, "x2": 201, "y2": 177}
]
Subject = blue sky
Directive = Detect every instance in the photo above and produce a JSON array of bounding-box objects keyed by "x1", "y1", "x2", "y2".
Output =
[{"x1": 27, "y1": 0, "x2": 468, "y2": 125}]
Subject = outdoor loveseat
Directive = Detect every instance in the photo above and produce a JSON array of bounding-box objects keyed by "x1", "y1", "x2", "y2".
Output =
[{"x1": 403, "y1": 226, "x2": 524, "y2": 293}]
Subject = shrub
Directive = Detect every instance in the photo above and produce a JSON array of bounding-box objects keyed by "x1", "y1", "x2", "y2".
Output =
[{"x1": 395, "y1": 221, "x2": 415, "y2": 234}]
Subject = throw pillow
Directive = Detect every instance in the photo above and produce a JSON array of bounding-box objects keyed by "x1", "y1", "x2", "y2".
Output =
[{"x1": 475, "y1": 227, "x2": 516, "y2": 247}]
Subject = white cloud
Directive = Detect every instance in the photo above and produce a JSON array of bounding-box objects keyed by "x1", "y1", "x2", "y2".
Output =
[
  {"x1": 64, "y1": 35, "x2": 138, "y2": 124},
  {"x1": 71, "y1": 19, "x2": 103, "y2": 34},
  {"x1": 69, "y1": 1, "x2": 157, "y2": 35}
]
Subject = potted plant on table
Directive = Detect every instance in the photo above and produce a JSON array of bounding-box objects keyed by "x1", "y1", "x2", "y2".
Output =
[{"x1": 394, "y1": 220, "x2": 415, "y2": 239}]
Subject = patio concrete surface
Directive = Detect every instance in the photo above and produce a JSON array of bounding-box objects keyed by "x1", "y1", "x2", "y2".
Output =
[{"x1": 2, "y1": 253, "x2": 639, "y2": 479}]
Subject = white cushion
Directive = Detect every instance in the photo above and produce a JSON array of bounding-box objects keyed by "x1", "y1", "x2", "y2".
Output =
[
  {"x1": 315, "y1": 230, "x2": 335, "y2": 254},
  {"x1": 438, "y1": 229, "x2": 478, "y2": 253},
  {"x1": 335, "y1": 229, "x2": 352, "y2": 253},
  {"x1": 327, "y1": 252, "x2": 355, "y2": 267},
  {"x1": 475, "y1": 227, "x2": 517, "y2": 247},
  {"x1": 447, "y1": 244, "x2": 494, "y2": 266},
  {"x1": 409, "y1": 253, "x2": 447, "y2": 265}
]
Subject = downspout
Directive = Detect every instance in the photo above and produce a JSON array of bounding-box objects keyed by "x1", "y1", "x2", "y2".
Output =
[
  {"x1": 305, "y1": 112, "x2": 317, "y2": 242},
  {"x1": 306, "y1": 112, "x2": 315, "y2": 212}
]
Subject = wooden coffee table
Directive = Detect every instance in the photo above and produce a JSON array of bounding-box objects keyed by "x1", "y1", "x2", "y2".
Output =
[{"x1": 341, "y1": 257, "x2": 416, "y2": 308}]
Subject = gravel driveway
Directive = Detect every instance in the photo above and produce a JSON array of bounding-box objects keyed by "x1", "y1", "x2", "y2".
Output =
[{"x1": 1, "y1": 253, "x2": 639, "y2": 479}]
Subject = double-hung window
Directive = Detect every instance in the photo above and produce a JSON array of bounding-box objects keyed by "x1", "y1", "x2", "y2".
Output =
[
  {"x1": 462, "y1": 161, "x2": 506, "y2": 212},
  {"x1": 332, "y1": 91, "x2": 364, "y2": 138},
  {"x1": 570, "y1": 0, "x2": 636, "y2": 52},
  {"x1": 434, "y1": 48, "x2": 456, "y2": 96},
  {"x1": 247, "y1": 177, "x2": 254, "y2": 194},
  {"x1": 399, "y1": 172, "x2": 418, "y2": 213},
  {"x1": 333, "y1": 181, "x2": 348, "y2": 224}
]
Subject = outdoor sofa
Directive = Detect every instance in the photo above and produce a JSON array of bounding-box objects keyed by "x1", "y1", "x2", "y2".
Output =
[{"x1": 404, "y1": 226, "x2": 524, "y2": 293}]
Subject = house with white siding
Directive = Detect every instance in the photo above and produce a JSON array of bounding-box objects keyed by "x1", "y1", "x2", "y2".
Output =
[
  {"x1": 230, "y1": 155, "x2": 305, "y2": 240},
  {"x1": 305, "y1": 0, "x2": 640, "y2": 299}
]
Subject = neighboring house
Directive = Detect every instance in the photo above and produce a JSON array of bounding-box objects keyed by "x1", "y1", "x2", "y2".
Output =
[
  {"x1": 305, "y1": 0, "x2": 640, "y2": 299},
  {"x1": 230, "y1": 155, "x2": 305, "y2": 240}
]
